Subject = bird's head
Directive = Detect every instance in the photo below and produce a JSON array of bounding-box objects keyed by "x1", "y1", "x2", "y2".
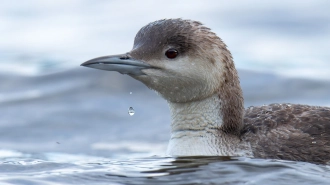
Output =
[{"x1": 81, "y1": 19, "x2": 238, "y2": 103}]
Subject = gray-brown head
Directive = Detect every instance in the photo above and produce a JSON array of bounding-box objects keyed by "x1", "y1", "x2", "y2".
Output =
[{"x1": 81, "y1": 18, "x2": 244, "y2": 134}]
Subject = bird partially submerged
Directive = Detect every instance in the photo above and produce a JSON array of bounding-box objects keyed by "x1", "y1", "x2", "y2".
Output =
[{"x1": 81, "y1": 19, "x2": 330, "y2": 164}]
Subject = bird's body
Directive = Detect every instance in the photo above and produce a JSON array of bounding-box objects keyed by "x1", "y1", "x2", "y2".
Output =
[
  {"x1": 81, "y1": 19, "x2": 330, "y2": 164},
  {"x1": 243, "y1": 103, "x2": 330, "y2": 164}
]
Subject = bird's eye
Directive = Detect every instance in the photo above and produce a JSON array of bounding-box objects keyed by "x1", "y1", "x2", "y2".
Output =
[{"x1": 165, "y1": 49, "x2": 178, "y2": 59}]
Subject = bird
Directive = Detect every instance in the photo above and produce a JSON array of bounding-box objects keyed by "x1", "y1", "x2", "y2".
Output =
[{"x1": 81, "y1": 18, "x2": 330, "y2": 164}]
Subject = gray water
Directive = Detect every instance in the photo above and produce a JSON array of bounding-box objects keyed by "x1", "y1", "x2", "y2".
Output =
[
  {"x1": 1, "y1": 156, "x2": 330, "y2": 185},
  {"x1": 1, "y1": 0, "x2": 330, "y2": 184},
  {"x1": 0, "y1": 68, "x2": 330, "y2": 184}
]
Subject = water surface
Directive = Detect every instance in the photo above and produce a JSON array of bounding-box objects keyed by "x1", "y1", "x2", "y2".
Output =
[
  {"x1": 1, "y1": 1, "x2": 330, "y2": 184},
  {"x1": 0, "y1": 69, "x2": 329, "y2": 184},
  {"x1": 1, "y1": 153, "x2": 330, "y2": 185}
]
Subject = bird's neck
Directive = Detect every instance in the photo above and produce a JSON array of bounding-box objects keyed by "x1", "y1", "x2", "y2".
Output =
[{"x1": 166, "y1": 94, "x2": 250, "y2": 156}]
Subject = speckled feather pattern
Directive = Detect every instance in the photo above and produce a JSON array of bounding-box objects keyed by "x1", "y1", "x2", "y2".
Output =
[
  {"x1": 242, "y1": 104, "x2": 330, "y2": 164},
  {"x1": 167, "y1": 94, "x2": 253, "y2": 157},
  {"x1": 131, "y1": 19, "x2": 330, "y2": 164},
  {"x1": 88, "y1": 18, "x2": 330, "y2": 165}
]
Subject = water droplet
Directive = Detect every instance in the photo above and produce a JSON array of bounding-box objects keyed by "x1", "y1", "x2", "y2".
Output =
[
  {"x1": 130, "y1": 92, "x2": 132, "y2": 94},
  {"x1": 312, "y1": 141, "x2": 316, "y2": 144},
  {"x1": 128, "y1": 107, "x2": 135, "y2": 116}
]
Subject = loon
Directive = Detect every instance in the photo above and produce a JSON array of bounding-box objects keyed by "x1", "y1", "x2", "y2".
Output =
[{"x1": 81, "y1": 19, "x2": 330, "y2": 164}]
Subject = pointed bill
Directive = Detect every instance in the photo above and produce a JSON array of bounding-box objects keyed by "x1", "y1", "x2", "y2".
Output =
[{"x1": 81, "y1": 54, "x2": 152, "y2": 75}]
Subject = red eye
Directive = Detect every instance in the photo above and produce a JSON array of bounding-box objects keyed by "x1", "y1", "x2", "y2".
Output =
[{"x1": 165, "y1": 49, "x2": 178, "y2": 59}]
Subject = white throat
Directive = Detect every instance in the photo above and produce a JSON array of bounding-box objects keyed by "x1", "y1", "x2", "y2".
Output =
[{"x1": 166, "y1": 94, "x2": 252, "y2": 156}]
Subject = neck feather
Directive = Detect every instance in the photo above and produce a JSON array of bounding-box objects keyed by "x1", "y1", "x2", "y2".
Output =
[
  {"x1": 166, "y1": 94, "x2": 249, "y2": 156},
  {"x1": 218, "y1": 45, "x2": 244, "y2": 134},
  {"x1": 218, "y1": 64, "x2": 244, "y2": 134},
  {"x1": 165, "y1": 50, "x2": 245, "y2": 156},
  {"x1": 169, "y1": 94, "x2": 223, "y2": 134}
]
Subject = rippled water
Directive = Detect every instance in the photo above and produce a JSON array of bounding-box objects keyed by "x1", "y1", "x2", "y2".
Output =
[
  {"x1": 1, "y1": 152, "x2": 330, "y2": 185},
  {"x1": 1, "y1": 1, "x2": 330, "y2": 184},
  {"x1": 0, "y1": 69, "x2": 329, "y2": 184}
]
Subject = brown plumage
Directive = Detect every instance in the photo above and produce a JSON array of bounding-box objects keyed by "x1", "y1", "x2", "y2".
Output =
[
  {"x1": 82, "y1": 18, "x2": 330, "y2": 164},
  {"x1": 242, "y1": 104, "x2": 330, "y2": 164}
]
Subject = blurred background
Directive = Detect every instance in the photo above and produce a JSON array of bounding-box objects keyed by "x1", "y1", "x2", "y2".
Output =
[{"x1": 0, "y1": 0, "x2": 329, "y2": 158}]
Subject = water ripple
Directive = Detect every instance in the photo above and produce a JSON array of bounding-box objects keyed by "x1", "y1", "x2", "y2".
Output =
[{"x1": 0, "y1": 153, "x2": 329, "y2": 185}]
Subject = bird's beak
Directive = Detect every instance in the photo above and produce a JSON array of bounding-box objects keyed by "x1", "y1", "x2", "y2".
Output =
[{"x1": 80, "y1": 54, "x2": 152, "y2": 75}]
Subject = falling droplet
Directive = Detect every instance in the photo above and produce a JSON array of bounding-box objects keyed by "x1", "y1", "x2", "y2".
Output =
[
  {"x1": 130, "y1": 92, "x2": 132, "y2": 94},
  {"x1": 128, "y1": 107, "x2": 135, "y2": 116}
]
